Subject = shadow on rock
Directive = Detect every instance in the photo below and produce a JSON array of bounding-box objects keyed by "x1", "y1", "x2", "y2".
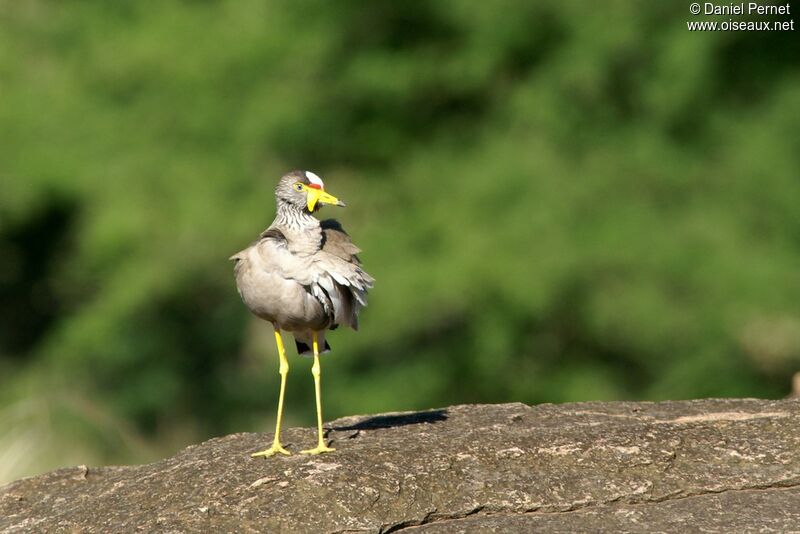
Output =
[{"x1": 333, "y1": 409, "x2": 448, "y2": 431}]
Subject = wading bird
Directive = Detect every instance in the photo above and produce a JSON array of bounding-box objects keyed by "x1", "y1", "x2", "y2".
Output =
[{"x1": 231, "y1": 171, "x2": 374, "y2": 456}]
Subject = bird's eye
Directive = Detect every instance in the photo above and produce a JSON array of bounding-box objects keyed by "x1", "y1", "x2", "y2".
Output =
[{"x1": 294, "y1": 183, "x2": 304, "y2": 192}]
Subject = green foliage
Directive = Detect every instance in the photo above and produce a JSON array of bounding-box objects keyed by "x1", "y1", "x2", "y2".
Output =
[{"x1": 1, "y1": 1, "x2": 799, "y2": 480}]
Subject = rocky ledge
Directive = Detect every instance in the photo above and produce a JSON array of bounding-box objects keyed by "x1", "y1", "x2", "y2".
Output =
[{"x1": 2, "y1": 399, "x2": 799, "y2": 533}]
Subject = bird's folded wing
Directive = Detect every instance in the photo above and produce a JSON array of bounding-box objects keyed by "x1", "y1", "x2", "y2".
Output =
[
  {"x1": 249, "y1": 228, "x2": 318, "y2": 285},
  {"x1": 320, "y1": 219, "x2": 362, "y2": 260},
  {"x1": 319, "y1": 219, "x2": 374, "y2": 291},
  {"x1": 313, "y1": 219, "x2": 375, "y2": 329}
]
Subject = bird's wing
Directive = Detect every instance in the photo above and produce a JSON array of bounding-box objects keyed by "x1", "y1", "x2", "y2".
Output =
[
  {"x1": 320, "y1": 219, "x2": 362, "y2": 262},
  {"x1": 231, "y1": 227, "x2": 297, "y2": 279},
  {"x1": 312, "y1": 219, "x2": 375, "y2": 330},
  {"x1": 229, "y1": 227, "x2": 286, "y2": 262}
]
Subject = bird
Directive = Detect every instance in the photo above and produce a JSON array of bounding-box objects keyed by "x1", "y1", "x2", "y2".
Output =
[{"x1": 230, "y1": 170, "x2": 374, "y2": 456}]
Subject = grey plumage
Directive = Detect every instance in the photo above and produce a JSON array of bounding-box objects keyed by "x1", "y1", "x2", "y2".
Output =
[{"x1": 230, "y1": 170, "x2": 374, "y2": 354}]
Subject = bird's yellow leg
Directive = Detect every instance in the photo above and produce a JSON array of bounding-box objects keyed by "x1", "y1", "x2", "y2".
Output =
[
  {"x1": 252, "y1": 327, "x2": 291, "y2": 457},
  {"x1": 301, "y1": 332, "x2": 335, "y2": 455}
]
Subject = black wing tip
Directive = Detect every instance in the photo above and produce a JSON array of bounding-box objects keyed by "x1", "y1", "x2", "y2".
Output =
[{"x1": 295, "y1": 339, "x2": 332, "y2": 355}]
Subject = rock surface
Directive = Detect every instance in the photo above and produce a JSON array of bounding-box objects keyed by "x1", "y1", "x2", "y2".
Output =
[{"x1": 2, "y1": 399, "x2": 799, "y2": 533}]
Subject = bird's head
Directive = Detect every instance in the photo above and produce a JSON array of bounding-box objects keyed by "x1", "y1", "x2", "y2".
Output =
[{"x1": 276, "y1": 170, "x2": 345, "y2": 213}]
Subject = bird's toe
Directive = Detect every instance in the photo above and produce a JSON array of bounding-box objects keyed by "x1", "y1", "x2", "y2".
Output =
[
  {"x1": 300, "y1": 444, "x2": 335, "y2": 455},
  {"x1": 251, "y1": 443, "x2": 291, "y2": 458}
]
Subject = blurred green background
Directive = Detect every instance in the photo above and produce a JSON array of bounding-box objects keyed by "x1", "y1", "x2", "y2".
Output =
[{"x1": 2, "y1": 0, "x2": 799, "y2": 483}]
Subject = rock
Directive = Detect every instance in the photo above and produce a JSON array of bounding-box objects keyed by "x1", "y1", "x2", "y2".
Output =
[{"x1": 2, "y1": 399, "x2": 799, "y2": 533}]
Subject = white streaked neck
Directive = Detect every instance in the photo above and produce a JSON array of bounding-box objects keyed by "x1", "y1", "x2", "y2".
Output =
[
  {"x1": 274, "y1": 202, "x2": 319, "y2": 232},
  {"x1": 273, "y1": 202, "x2": 322, "y2": 254}
]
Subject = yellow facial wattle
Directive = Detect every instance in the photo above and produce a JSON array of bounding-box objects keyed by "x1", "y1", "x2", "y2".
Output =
[{"x1": 305, "y1": 186, "x2": 344, "y2": 211}]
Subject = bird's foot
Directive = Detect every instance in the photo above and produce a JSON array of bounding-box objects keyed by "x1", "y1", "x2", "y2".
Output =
[
  {"x1": 251, "y1": 442, "x2": 291, "y2": 458},
  {"x1": 300, "y1": 443, "x2": 335, "y2": 455}
]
